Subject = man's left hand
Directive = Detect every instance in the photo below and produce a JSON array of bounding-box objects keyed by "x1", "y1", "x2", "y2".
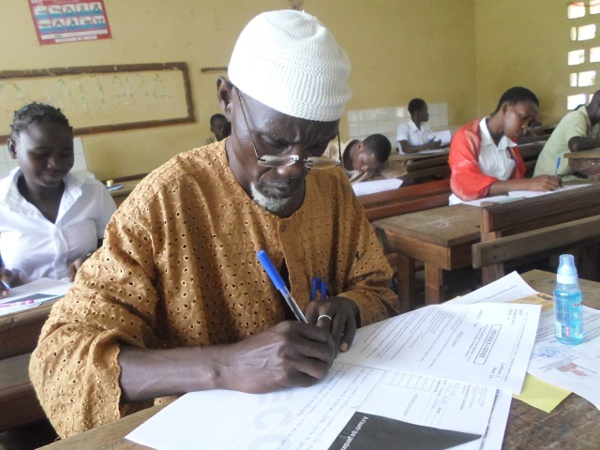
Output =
[{"x1": 305, "y1": 297, "x2": 360, "y2": 353}]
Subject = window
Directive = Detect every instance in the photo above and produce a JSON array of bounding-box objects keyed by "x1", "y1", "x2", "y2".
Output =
[{"x1": 567, "y1": 2, "x2": 600, "y2": 108}]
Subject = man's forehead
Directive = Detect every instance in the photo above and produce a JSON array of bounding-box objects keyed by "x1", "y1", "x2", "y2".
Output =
[{"x1": 238, "y1": 90, "x2": 339, "y2": 140}]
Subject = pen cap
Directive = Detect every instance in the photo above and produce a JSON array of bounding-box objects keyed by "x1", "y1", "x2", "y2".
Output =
[{"x1": 557, "y1": 254, "x2": 578, "y2": 285}]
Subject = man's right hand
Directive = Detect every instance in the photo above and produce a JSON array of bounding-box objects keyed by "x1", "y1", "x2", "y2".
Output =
[
  {"x1": 219, "y1": 321, "x2": 337, "y2": 393},
  {"x1": 118, "y1": 320, "x2": 337, "y2": 402}
]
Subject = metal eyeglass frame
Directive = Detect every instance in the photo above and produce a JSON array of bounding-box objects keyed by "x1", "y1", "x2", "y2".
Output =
[{"x1": 235, "y1": 89, "x2": 342, "y2": 169}]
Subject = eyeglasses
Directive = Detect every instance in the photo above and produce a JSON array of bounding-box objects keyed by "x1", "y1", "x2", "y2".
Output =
[{"x1": 236, "y1": 89, "x2": 341, "y2": 169}]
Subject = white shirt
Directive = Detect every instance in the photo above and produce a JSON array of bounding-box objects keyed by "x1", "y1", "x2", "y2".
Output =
[
  {"x1": 449, "y1": 117, "x2": 517, "y2": 205},
  {"x1": 0, "y1": 169, "x2": 117, "y2": 283},
  {"x1": 396, "y1": 120, "x2": 433, "y2": 154}
]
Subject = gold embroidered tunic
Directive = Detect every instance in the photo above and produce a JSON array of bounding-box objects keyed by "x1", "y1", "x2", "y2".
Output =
[{"x1": 30, "y1": 140, "x2": 397, "y2": 437}]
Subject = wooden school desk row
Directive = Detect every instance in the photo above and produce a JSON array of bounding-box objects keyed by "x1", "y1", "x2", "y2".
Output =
[{"x1": 374, "y1": 183, "x2": 600, "y2": 309}]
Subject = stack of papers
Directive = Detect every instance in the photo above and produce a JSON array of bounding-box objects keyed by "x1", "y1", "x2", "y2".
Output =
[
  {"x1": 452, "y1": 272, "x2": 600, "y2": 411},
  {"x1": 0, "y1": 278, "x2": 71, "y2": 315},
  {"x1": 127, "y1": 276, "x2": 544, "y2": 450}
]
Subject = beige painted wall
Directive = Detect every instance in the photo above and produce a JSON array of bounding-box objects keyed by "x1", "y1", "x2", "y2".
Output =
[
  {"x1": 1, "y1": 0, "x2": 476, "y2": 179},
  {"x1": 473, "y1": 0, "x2": 575, "y2": 125}
]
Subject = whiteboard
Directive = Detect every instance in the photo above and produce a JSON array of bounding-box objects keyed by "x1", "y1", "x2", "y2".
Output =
[{"x1": 0, "y1": 62, "x2": 195, "y2": 139}]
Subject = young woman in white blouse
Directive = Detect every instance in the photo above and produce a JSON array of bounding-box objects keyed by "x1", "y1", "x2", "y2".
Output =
[{"x1": 0, "y1": 103, "x2": 116, "y2": 296}]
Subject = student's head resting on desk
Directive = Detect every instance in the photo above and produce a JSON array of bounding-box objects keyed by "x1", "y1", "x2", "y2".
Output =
[
  {"x1": 342, "y1": 133, "x2": 392, "y2": 173},
  {"x1": 217, "y1": 9, "x2": 350, "y2": 217}
]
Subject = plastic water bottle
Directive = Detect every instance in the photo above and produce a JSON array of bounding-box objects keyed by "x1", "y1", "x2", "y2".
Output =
[{"x1": 554, "y1": 254, "x2": 584, "y2": 345}]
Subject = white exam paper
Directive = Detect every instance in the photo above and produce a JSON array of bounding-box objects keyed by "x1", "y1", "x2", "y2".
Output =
[
  {"x1": 336, "y1": 302, "x2": 540, "y2": 394},
  {"x1": 428, "y1": 129, "x2": 452, "y2": 146},
  {"x1": 352, "y1": 178, "x2": 403, "y2": 196},
  {"x1": 0, "y1": 278, "x2": 71, "y2": 315},
  {"x1": 126, "y1": 364, "x2": 499, "y2": 450}
]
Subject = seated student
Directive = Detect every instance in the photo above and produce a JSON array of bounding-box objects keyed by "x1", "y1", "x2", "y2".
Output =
[
  {"x1": 449, "y1": 87, "x2": 560, "y2": 204},
  {"x1": 30, "y1": 10, "x2": 398, "y2": 437},
  {"x1": 534, "y1": 89, "x2": 600, "y2": 177},
  {"x1": 0, "y1": 103, "x2": 117, "y2": 297},
  {"x1": 396, "y1": 98, "x2": 443, "y2": 154},
  {"x1": 322, "y1": 133, "x2": 395, "y2": 183},
  {"x1": 205, "y1": 113, "x2": 232, "y2": 144}
]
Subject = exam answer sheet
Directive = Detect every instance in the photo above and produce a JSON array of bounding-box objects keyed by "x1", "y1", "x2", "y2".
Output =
[
  {"x1": 127, "y1": 300, "x2": 536, "y2": 449},
  {"x1": 127, "y1": 363, "x2": 510, "y2": 450},
  {"x1": 336, "y1": 302, "x2": 540, "y2": 394}
]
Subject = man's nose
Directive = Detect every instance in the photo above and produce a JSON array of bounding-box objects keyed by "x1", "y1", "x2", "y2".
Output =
[{"x1": 276, "y1": 158, "x2": 307, "y2": 178}]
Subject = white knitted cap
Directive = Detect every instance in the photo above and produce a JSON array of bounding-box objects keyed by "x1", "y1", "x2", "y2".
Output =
[{"x1": 228, "y1": 10, "x2": 352, "y2": 122}]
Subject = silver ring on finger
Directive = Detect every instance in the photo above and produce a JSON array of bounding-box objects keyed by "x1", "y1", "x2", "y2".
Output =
[{"x1": 318, "y1": 314, "x2": 333, "y2": 322}]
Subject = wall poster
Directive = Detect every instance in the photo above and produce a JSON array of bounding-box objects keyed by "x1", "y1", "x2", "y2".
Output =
[{"x1": 28, "y1": 0, "x2": 112, "y2": 45}]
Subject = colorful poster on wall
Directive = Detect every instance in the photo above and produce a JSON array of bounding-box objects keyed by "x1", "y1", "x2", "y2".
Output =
[{"x1": 28, "y1": 0, "x2": 112, "y2": 45}]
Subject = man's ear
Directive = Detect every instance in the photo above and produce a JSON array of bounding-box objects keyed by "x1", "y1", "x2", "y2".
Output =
[
  {"x1": 500, "y1": 101, "x2": 511, "y2": 115},
  {"x1": 217, "y1": 77, "x2": 234, "y2": 120},
  {"x1": 6, "y1": 137, "x2": 17, "y2": 159}
]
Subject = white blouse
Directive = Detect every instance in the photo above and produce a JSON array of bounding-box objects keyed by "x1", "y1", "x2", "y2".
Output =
[{"x1": 0, "y1": 169, "x2": 117, "y2": 283}]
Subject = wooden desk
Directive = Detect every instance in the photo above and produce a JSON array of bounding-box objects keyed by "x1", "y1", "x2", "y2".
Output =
[
  {"x1": 0, "y1": 300, "x2": 57, "y2": 360},
  {"x1": 39, "y1": 270, "x2": 600, "y2": 449},
  {"x1": 374, "y1": 204, "x2": 480, "y2": 305},
  {"x1": 109, "y1": 179, "x2": 142, "y2": 207},
  {"x1": 390, "y1": 148, "x2": 449, "y2": 163}
]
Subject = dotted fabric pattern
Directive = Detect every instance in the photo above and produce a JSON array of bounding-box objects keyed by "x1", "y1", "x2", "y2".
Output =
[{"x1": 29, "y1": 140, "x2": 397, "y2": 437}]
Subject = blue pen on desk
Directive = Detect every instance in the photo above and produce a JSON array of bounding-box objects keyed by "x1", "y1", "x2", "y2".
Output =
[
  {"x1": 554, "y1": 157, "x2": 561, "y2": 176},
  {"x1": 257, "y1": 250, "x2": 307, "y2": 323}
]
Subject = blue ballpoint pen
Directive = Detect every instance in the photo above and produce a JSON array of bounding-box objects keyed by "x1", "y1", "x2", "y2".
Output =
[
  {"x1": 257, "y1": 250, "x2": 308, "y2": 323},
  {"x1": 554, "y1": 157, "x2": 561, "y2": 177}
]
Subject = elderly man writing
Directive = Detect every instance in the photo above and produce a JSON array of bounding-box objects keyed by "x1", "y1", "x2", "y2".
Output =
[{"x1": 30, "y1": 10, "x2": 398, "y2": 437}]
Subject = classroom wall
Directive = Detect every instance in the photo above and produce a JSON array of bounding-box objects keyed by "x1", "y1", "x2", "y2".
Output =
[
  {"x1": 474, "y1": 0, "x2": 574, "y2": 125},
  {"x1": 1, "y1": 0, "x2": 477, "y2": 179}
]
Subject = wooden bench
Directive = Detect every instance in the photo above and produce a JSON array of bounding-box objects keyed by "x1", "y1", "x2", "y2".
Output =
[
  {"x1": 405, "y1": 154, "x2": 450, "y2": 184},
  {"x1": 473, "y1": 216, "x2": 600, "y2": 285},
  {"x1": 358, "y1": 178, "x2": 451, "y2": 222},
  {"x1": 0, "y1": 353, "x2": 46, "y2": 432},
  {"x1": 0, "y1": 302, "x2": 56, "y2": 432},
  {"x1": 472, "y1": 184, "x2": 600, "y2": 285}
]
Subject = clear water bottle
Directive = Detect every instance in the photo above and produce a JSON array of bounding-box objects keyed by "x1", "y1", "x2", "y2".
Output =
[{"x1": 554, "y1": 254, "x2": 584, "y2": 345}]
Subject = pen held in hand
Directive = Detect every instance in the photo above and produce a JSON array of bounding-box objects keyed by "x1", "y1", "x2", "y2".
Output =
[
  {"x1": 257, "y1": 250, "x2": 308, "y2": 323},
  {"x1": 554, "y1": 157, "x2": 561, "y2": 177}
]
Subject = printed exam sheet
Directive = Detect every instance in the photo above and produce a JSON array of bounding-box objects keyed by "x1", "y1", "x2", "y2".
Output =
[{"x1": 336, "y1": 302, "x2": 540, "y2": 394}]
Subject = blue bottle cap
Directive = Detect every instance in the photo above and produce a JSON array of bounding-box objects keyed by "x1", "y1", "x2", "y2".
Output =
[{"x1": 557, "y1": 254, "x2": 578, "y2": 284}]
